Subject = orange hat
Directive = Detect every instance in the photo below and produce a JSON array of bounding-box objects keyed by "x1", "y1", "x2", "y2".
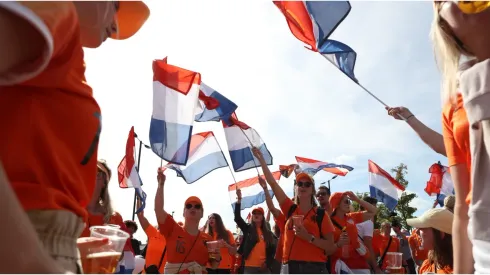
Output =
[
  {"x1": 295, "y1": 172, "x2": 314, "y2": 183},
  {"x1": 329, "y1": 192, "x2": 346, "y2": 210},
  {"x1": 185, "y1": 196, "x2": 202, "y2": 206},
  {"x1": 112, "y1": 1, "x2": 150, "y2": 40},
  {"x1": 252, "y1": 207, "x2": 264, "y2": 215}
]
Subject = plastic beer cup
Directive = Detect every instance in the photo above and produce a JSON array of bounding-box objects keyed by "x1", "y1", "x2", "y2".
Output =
[{"x1": 292, "y1": 215, "x2": 304, "y2": 226}]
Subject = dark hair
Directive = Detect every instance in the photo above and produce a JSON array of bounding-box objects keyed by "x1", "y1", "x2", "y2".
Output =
[
  {"x1": 429, "y1": 228, "x2": 453, "y2": 269},
  {"x1": 273, "y1": 223, "x2": 281, "y2": 238},
  {"x1": 318, "y1": 186, "x2": 331, "y2": 196},
  {"x1": 124, "y1": 220, "x2": 138, "y2": 233},
  {"x1": 205, "y1": 213, "x2": 230, "y2": 244},
  {"x1": 251, "y1": 213, "x2": 274, "y2": 246},
  {"x1": 360, "y1": 196, "x2": 377, "y2": 211}
]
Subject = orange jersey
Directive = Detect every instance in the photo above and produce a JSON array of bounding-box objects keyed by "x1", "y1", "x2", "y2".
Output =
[
  {"x1": 419, "y1": 259, "x2": 453, "y2": 274},
  {"x1": 158, "y1": 216, "x2": 212, "y2": 266},
  {"x1": 442, "y1": 94, "x2": 471, "y2": 204},
  {"x1": 245, "y1": 227, "x2": 267, "y2": 267},
  {"x1": 331, "y1": 212, "x2": 369, "y2": 269},
  {"x1": 372, "y1": 234, "x2": 400, "y2": 270},
  {"x1": 280, "y1": 198, "x2": 334, "y2": 263},
  {"x1": 408, "y1": 234, "x2": 428, "y2": 262},
  {"x1": 144, "y1": 225, "x2": 167, "y2": 274},
  {"x1": 207, "y1": 230, "x2": 235, "y2": 270},
  {"x1": 274, "y1": 213, "x2": 286, "y2": 262},
  {"x1": 0, "y1": 2, "x2": 100, "y2": 221}
]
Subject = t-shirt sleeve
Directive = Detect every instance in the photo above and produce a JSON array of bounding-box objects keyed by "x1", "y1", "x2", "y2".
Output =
[
  {"x1": 279, "y1": 198, "x2": 294, "y2": 217},
  {"x1": 0, "y1": 1, "x2": 78, "y2": 85},
  {"x1": 442, "y1": 107, "x2": 466, "y2": 166},
  {"x1": 158, "y1": 215, "x2": 178, "y2": 239},
  {"x1": 320, "y1": 215, "x2": 335, "y2": 238},
  {"x1": 347, "y1": 212, "x2": 365, "y2": 224},
  {"x1": 145, "y1": 224, "x2": 158, "y2": 238}
]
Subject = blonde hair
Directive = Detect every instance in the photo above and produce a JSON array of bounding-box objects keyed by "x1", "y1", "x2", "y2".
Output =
[
  {"x1": 98, "y1": 160, "x2": 114, "y2": 223},
  {"x1": 430, "y1": 4, "x2": 472, "y2": 104}
]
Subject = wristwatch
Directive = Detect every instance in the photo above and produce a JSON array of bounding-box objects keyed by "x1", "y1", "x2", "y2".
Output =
[{"x1": 309, "y1": 235, "x2": 315, "y2": 243}]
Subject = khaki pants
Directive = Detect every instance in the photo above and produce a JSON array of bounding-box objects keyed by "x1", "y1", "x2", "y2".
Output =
[{"x1": 27, "y1": 210, "x2": 84, "y2": 273}]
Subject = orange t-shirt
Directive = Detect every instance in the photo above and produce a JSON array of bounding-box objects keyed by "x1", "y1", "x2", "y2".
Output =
[
  {"x1": 419, "y1": 259, "x2": 453, "y2": 274},
  {"x1": 408, "y1": 234, "x2": 428, "y2": 262},
  {"x1": 144, "y1": 225, "x2": 167, "y2": 274},
  {"x1": 244, "y1": 227, "x2": 267, "y2": 267},
  {"x1": 274, "y1": 213, "x2": 286, "y2": 262},
  {"x1": 207, "y1": 230, "x2": 235, "y2": 270},
  {"x1": 442, "y1": 94, "x2": 471, "y2": 204},
  {"x1": 0, "y1": 2, "x2": 100, "y2": 221},
  {"x1": 280, "y1": 198, "x2": 335, "y2": 263},
  {"x1": 372, "y1": 234, "x2": 400, "y2": 270},
  {"x1": 331, "y1": 212, "x2": 369, "y2": 269},
  {"x1": 158, "y1": 216, "x2": 212, "y2": 267}
]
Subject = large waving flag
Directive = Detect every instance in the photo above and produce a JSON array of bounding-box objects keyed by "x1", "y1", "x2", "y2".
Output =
[
  {"x1": 368, "y1": 160, "x2": 405, "y2": 211},
  {"x1": 320, "y1": 40, "x2": 358, "y2": 82},
  {"x1": 274, "y1": 1, "x2": 351, "y2": 51},
  {"x1": 425, "y1": 162, "x2": 455, "y2": 206},
  {"x1": 162, "y1": 131, "x2": 228, "y2": 184},
  {"x1": 149, "y1": 57, "x2": 201, "y2": 165},
  {"x1": 195, "y1": 82, "x2": 238, "y2": 122},
  {"x1": 296, "y1": 156, "x2": 354, "y2": 177},
  {"x1": 118, "y1": 127, "x2": 147, "y2": 214},
  {"x1": 229, "y1": 172, "x2": 282, "y2": 211},
  {"x1": 223, "y1": 113, "x2": 273, "y2": 172}
]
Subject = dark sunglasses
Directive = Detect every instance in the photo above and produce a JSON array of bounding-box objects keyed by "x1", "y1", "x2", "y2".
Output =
[
  {"x1": 185, "y1": 204, "x2": 202, "y2": 210},
  {"x1": 343, "y1": 199, "x2": 351, "y2": 205},
  {"x1": 252, "y1": 211, "x2": 262, "y2": 215},
  {"x1": 296, "y1": 181, "x2": 312, "y2": 188},
  {"x1": 316, "y1": 192, "x2": 327, "y2": 197}
]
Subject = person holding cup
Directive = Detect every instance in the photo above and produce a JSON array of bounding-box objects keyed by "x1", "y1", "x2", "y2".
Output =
[
  {"x1": 154, "y1": 170, "x2": 220, "y2": 274},
  {"x1": 204, "y1": 213, "x2": 237, "y2": 273},
  {"x1": 251, "y1": 147, "x2": 336, "y2": 274},
  {"x1": 329, "y1": 192, "x2": 378, "y2": 274}
]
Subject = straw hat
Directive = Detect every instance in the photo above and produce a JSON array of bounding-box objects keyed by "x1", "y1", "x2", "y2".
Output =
[{"x1": 407, "y1": 208, "x2": 453, "y2": 234}]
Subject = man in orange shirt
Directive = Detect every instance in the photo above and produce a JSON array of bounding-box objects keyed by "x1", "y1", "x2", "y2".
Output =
[
  {"x1": 0, "y1": 1, "x2": 149, "y2": 272},
  {"x1": 373, "y1": 221, "x2": 401, "y2": 271}
]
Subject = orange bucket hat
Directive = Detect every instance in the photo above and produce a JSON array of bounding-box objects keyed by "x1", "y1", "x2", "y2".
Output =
[
  {"x1": 329, "y1": 192, "x2": 346, "y2": 210},
  {"x1": 112, "y1": 1, "x2": 150, "y2": 40}
]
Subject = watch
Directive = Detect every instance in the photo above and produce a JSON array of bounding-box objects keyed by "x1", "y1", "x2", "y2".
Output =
[{"x1": 309, "y1": 235, "x2": 316, "y2": 243}]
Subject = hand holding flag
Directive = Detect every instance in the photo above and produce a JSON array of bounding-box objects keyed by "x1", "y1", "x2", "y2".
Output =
[{"x1": 157, "y1": 169, "x2": 165, "y2": 187}]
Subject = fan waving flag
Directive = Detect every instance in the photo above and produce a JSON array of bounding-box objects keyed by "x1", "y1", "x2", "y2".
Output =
[
  {"x1": 223, "y1": 113, "x2": 273, "y2": 172},
  {"x1": 320, "y1": 40, "x2": 358, "y2": 82},
  {"x1": 368, "y1": 160, "x2": 405, "y2": 211},
  {"x1": 229, "y1": 172, "x2": 282, "y2": 211},
  {"x1": 149, "y1": 57, "x2": 201, "y2": 165},
  {"x1": 195, "y1": 82, "x2": 238, "y2": 123},
  {"x1": 425, "y1": 162, "x2": 455, "y2": 206},
  {"x1": 118, "y1": 127, "x2": 147, "y2": 214},
  {"x1": 274, "y1": 1, "x2": 351, "y2": 51},
  {"x1": 163, "y1": 131, "x2": 228, "y2": 184},
  {"x1": 296, "y1": 156, "x2": 353, "y2": 177}
]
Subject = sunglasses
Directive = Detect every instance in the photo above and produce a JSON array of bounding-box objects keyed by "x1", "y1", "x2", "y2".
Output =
[
  {"x1": 185, "y1": 204, "x2": 202, "y2": 210},
  {"x1": 316, "y1": 192, "x2": 327, "y2": 197},
  {"x1": 252, "y1": 211, "x2": 262, "y2": 215},
  {"x1": 437, "y1": 1, "x2": 490, "y2": 14},
  {"x1": 343, "y1": 199, "x2": 351, "y2": 205},
  {"x1": 296, "y1": 181, "x2": 312, "y2": 188}
]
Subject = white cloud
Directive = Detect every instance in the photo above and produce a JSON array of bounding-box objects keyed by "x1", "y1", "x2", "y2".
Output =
[{"x1": 84, "y1": 1, "x2": 446, "y2": 241}]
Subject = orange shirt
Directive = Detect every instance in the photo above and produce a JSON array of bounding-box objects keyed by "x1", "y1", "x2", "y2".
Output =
[
  {"x1": 408, "y1": 234, "x2": 428, "y2": 262},
  {"x1": 331, "y1": 212, "x2": 368, "y2": 269},
  {"x1": 280, "y1": 198, "x2": 335, "y2": 263},
  {"x1": 158, "y1": 216, "x2": 212, "y2": 266},
  {"x1": 1, "y1": 2, "x2": 101, "y2": 221},
  {"x1": 372, "y1": 234, "x2": 400, "y2": 270},
  {"x1": 208, "y1": 230, "x2": 235, "y2": 270},
  {"x1": 419, "y1": 259, "x2": 453, "y2": 274},
  {"x1": 144, "y1": 225, "x2": 167, "y2": 274},
  {"x1": 244, "y1": 227, "x2": 266, "y2": 267},
  {"x1": 442, "y1": 94, "x2": 471, "y2": 204},
  {"x1": 274, "y1": 213, "x2": 286, "y2": 262}
]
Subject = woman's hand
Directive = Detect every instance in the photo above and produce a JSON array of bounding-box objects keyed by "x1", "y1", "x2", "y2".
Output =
[
  {"x1": 386, "y1": 106, "x2": 413, "y2": 120},
  {"x1": 293, "y1": 224, "x2": 311, "y2": 241},
  {"x1": 157, "y1": 170, "x2": 166, "y2": 187},
  {"x1": 345, "y1": 191, "x2": 360, "y2": 203},
  {"x1": 236, "y1": 189, "x2": 242, "y2": 202},
  {"x1": 218, "y1": 239, "x2": 227, "y2": 248},
  {"x1": 337, "y1": 232, "x2": 350, "y2": 246},
  {"x1": 252, "y1": 147, "x2": 264, "y2": 162}
]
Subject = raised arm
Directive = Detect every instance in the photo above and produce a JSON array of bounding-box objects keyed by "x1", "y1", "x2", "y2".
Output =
[
  {"x1": 386, "y1": 107, "x2": 446, "y2": 156},
  {"x1": 252, "y1": 147, "x2": 288, "y2": 204},
  {"x1": 234, "y1": 189, "x2": 248, "y2": 232},
  {"x1": 136, "y1": 198, "x2": 150, "y2": 232},
  {"x1": 346, "y1": 192, "x2": 377, "y2": 221},
  {"x1": 154, "y1": 170, "x2": 168, "y2": 225},
  {"x1": 258, "y1": 177, "x2": 281, "y2": 218}
]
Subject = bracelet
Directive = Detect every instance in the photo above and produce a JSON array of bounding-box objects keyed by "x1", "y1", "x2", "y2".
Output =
[{"x1": 406, "y1": 114, "x2": 415, "y2": 120}]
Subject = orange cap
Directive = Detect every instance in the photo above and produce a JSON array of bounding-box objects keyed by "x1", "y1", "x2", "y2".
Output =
[
  {"x1": 329, "y1": 192, "x2": 346, "y2": 210},
  {"x1": 252, "y1": 207, "x2": 264, "y2": 215},
  {"x1": 112, "y1": 1, "x2": 150, "y2": 40},
  {"x1": 185, "y1": 196, "x2": 202, "y2": 206},
  {"x1": 295, "y1": 172, "x2": 314, "y2": 183}
]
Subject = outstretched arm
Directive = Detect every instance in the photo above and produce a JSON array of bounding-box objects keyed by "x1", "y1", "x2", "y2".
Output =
[
  {"x1": 259, "y1": 177, "x2": 281, "y2": 218},
  {"x1": 234, "y1": 189, "x2": 248, "y2": 232},
  {"x1": 154, "y1": 170, "x2": 168, "y2": 225},
  {"x1": 252, "y1": 147, "x2": 288, "y2": 205}
]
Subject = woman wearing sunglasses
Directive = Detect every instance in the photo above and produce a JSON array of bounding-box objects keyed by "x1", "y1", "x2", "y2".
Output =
[
  {"x1": 154, "y1": 170, "x2": 221, "y2": 273},
  {"x1": 234, "y1": 188, "x2": 275, "y2": 274},
  {"x1": 205, "y1": 213, "x2": 237, "y2": 274},
  {"x1": 252, "y1": 148, "x2": 336, "y2": 274},
  {"x1": 328, "y1": 192, "x2": 377, "y2": 274},
  {"x1": 431, "y1": 1, "x2": 490, "y2": 273}
]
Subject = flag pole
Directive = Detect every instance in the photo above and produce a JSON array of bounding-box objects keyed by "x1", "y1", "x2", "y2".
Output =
[
  {"x1": 132, "y1": 138, "x2": 143, "y2": 221},
  {"x1": 238, "y1": 128, "x2": 261, "y2": 176},
  {"x1": 215, "y1": 139, "x2": 237, "y2": 184}
]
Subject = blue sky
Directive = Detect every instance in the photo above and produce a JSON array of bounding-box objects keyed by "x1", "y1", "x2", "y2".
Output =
[{"x1": 84, "y1": 0, "x2": 445, "y2": 242}]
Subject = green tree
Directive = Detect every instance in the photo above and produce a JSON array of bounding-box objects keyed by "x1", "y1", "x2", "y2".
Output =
[{"x1": 391, "y1": 163, "x2": 417, "y2": 230}]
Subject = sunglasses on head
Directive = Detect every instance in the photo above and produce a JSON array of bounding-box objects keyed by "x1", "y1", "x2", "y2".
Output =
[
  {"x1": 185, "y1": 204, "x2": 202, "y2": 210},
  {"x1": 316, "y1": 192, "x2": 327, "y2": 197},
  {"x1": 437, "y1": 1, "x2": 490, "y2": 14},
  {"x1": 296, "y1": 181, "x2": 312, "y2": 188}
]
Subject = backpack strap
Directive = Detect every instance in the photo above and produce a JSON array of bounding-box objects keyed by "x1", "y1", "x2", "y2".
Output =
[
  {"x1": 378, "y1": 236, "x2": 393, "y2": 268},
  {"x1": 315, "y1": 207, "x2": 325, "y2": 239},
  {"x1": 287, "y1": 204, "x2": 298, "y2": 219}
]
